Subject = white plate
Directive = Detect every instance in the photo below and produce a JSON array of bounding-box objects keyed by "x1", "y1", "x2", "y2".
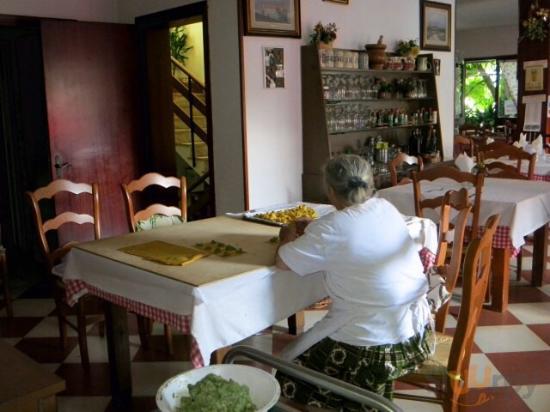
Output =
[{"x1": 156, "y1": 364, "x2": 281, "y2": 412}]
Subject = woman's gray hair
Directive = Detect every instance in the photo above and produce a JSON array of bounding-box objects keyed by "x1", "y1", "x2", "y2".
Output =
[{"x1": 324, "y1": 154, "x2": 375, "y2": 205}]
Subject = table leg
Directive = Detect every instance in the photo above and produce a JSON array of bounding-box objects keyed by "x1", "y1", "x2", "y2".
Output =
[
  {"x1": 532, "y1": 224, "x2": 548, "y2": 287},
  {"x1": 104, "y1": 302, "x2": 132, "y2": 409},
  {"x1": 288, "y1": 311, "x2": 305, "y2": 335},
  {"x1": 489, "y1": 248, "x2": 510, "y2": 312}
]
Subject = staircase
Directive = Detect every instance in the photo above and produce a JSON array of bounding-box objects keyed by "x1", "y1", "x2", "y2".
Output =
[{"x1": 171, "y1": 57, "x2": 213, "y2": 219}]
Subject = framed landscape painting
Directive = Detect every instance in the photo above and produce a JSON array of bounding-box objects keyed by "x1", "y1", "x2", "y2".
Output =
[
  {"x1": 243, "y1": 0, "x2": 301, "y2": 38},
  {"x1": 420, "y1": 1, "x2": 452, "y2": 51}
]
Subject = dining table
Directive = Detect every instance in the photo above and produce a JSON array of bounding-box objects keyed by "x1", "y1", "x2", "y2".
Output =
[
  {"x1": 54, "y1": 207, "x2": 437, "y2": 408},
  {"x1": 377, "y1": 177, "x2": 550, "y2": 313}
]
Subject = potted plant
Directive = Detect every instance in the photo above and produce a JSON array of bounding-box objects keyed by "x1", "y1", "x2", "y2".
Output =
[
  {"x1": 521, "y1": 1, "x2": 550, "y2": 42},
  {"x1": 365, "y1": 35, "x2": 387, "y2": 70},
  {"x1": 170, "y1": 27, "x2": 193, "y2": 74},
  {"x1": 396, "y1": 39, "x2": 420, "y2": 58},
  {"x1": 310, "y1": 22, "x2": 338, "y2": 48}
]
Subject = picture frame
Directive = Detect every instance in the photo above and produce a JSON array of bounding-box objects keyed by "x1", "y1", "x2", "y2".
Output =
[
  {"x1": 525, "y1": 65, "x2": 544, "y2": 91},
  {"x1": 263, "y1": 47, "x2": 285, "y2": 88},
  {"x1": 420, "y1": 0, "x2": 452, "y2": 51},
  {"x1": 243, "y1": 0, "x2": 301, "y2": 38},
  {"x1": 323, "y1": 0, "x2": 349, "y2": 4}
]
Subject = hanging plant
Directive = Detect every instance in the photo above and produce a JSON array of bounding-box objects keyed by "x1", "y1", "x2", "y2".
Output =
[
  {"x1": 521, "y1": 0, "x2": 550, "y2": 42},
  {"x1": 310, "y1": 22, "x2": 338, "y2": 46}
]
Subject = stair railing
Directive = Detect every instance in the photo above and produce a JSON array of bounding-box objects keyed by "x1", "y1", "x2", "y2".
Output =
[{"x1": 171, "y1": 57, "x2": 211, "y2": 207}]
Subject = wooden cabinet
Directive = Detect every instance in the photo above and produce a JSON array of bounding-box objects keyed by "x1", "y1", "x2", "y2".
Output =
[{"x1": 301, "y1": 45, "x2": 442, "y2": 201}]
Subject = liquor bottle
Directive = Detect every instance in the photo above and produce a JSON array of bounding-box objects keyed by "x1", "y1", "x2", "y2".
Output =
[{"x1": 409, "y1": 128, "x2": 422, "y2": 155}]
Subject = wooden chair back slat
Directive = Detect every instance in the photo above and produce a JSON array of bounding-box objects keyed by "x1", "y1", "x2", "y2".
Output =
[
  {"x1": 447, "y1": 214, "x2": 500, "y2": 390},
  {"x1": 122, "y1": 173, "x2": 187, "y2": 232},
  {"x1": 134, "y1": 205, "x2": 183, "y2": 223},
  {"x1": 26, "y1": 180, "x2": 100, "y2": 271},
  {"x1": 43, "y1": 212, "x2": 95, "y2": 233},
  {"x1": 33, "y1": 180, "x2": 94, "y2": 201},
  {"x1": 483, "y1": 161, "x2": 530, "y2": 180},
  {"x1": 125, "y1": 173, "x2": 182, "y2": 194},
  {"x1": 389, "y1": 153, "x2": 424, "y2": 186}
]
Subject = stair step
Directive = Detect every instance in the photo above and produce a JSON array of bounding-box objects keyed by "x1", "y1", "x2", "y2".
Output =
[
  {"x1": 175, "y1": 145, "x2": 209, "y2": 176},
  {"x1": 176, "y1": 142, "x2": 208, "y2": 157},
  {"x1": 173, "y1": 115, "x2": 208, "y2": 131}
]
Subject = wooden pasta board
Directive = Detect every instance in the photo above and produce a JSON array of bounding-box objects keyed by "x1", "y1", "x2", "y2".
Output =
[{"x1": 75, "y1": 216, "x2": 280, "y2": 287}]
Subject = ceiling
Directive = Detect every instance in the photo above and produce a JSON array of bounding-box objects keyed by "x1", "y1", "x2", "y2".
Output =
[{"x1": 456, "y1": 0, "x2": 518, "y2": 31}]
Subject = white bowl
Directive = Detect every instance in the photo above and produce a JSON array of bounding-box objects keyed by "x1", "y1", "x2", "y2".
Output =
[{"x1": 156, "y1": 364, "x2": 281, "y2": 412}]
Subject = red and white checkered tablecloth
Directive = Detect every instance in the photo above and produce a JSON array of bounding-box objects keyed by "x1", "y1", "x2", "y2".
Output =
[
  {"x1": 466, "y1": 225, "x2": 520, "y2": 256},
  {"x1": 532, "y1": 174, "x2": 550, "y2": 182},
  {"x1": 64, "y1": 279, "x2": 205, "y2": 368},
  {"x1": 419, "y1": 247, "x2": 436, "y2": 272}
]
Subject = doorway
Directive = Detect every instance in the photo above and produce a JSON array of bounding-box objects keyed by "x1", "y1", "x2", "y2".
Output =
[
  {"x1": 0, "y1": 24, "x2": 52, "y2": 283},
  {"x1": 136, "y1": 2, "x2": 215, "y2": 220}
]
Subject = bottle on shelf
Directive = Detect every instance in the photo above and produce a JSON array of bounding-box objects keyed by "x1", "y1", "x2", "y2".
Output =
[{"x1": 409, "y1": 128, "x2": 423, "y2": 156}]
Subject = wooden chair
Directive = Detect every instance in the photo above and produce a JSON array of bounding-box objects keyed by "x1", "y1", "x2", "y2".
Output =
[
  {"x1": 478, "y1": 143, "x2": 536, "y2": 180},
  {"x1": 412, "y1": 166, "x2": 484, "y2": 240},
  {"x1": 122, "y1": 172, "x2": 187, "y2": 354},
  {"x1": 26, "y1": 180, "x2": 103, "y2": 367},
  {"x1": 454, "y1": 135, "x2": 474, "y2": 157},
  {"x1": 389, "y1": 153, "x2": 424, "y2": 186},
  {"x1": 394, "y1": 214, "x2": 500, "y2": 411}
]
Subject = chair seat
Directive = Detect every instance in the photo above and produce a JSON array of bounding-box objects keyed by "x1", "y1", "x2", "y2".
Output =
[{"x1": 401, "y1": 332, "x2": 452, "y2": 381}]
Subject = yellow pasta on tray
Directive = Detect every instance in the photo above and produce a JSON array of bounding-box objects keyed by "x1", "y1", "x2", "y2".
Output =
[{"x1": 120, "y1": 241, "x2": 206, "y2": 266}]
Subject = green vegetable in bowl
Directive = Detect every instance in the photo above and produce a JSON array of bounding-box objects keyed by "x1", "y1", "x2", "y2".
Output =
[{"x1": 178, "y1": 374, "x2": 256, "y2": 412}]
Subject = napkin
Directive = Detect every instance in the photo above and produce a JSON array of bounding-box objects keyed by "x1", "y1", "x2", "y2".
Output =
[
  {"x1": 524, "y1": 143, "x2": 537, "y2": 155},
  {"x1": 533, "y1": 134, "x2": 545, "y2": 155},
  {"x1": 454, "y1": 153, "x2": 476, "y2": 173},
  {"x1": 486, "y1": 137, "x2": 495, "y2": 144},
  {"x1": 518, "y1": 133, "x2": 528, "y2": 148},
  {"x1": 119, "y1": 241, "x2": 206, "y2": 266}
]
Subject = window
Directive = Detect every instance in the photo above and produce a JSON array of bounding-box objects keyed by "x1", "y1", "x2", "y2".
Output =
[{"x1": 456, "y1": 57, "x2": 517, "y2": 128}]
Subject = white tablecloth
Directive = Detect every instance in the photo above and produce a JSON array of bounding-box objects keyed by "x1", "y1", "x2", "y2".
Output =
[
  {"x1": 376, "y1": 177, "x2": 550, "y2": 248},
  {"x1": 56, "y1": 213, "x2": 437, "y2": 365}
]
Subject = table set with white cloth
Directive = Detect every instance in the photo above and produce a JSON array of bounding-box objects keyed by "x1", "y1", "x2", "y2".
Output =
[
  {"x1": 54, "y1": 207, "x2": 437, "y2": 407},
  {"x1": 377, "y1": 177, "x2": 550, "y2": 312}
]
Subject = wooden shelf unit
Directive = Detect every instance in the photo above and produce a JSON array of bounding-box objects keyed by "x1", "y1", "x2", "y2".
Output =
[{"x1": 301, "y1": 45, "x2": 443, "y2": 201}]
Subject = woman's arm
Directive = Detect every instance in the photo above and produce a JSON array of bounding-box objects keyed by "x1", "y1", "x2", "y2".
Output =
[{"x1": 275, "y1": 223, "x2": 297, "y2": 270}]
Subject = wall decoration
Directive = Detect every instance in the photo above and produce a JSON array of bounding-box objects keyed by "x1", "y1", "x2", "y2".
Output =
[
  {"x1": 323, "y1": 0, "x2": 349, "y2": 4},
  {"x1": 420, "y1": 1, "x2": 452, "y2": 51},
  {"x1": 525, "y1": 65, "x2": 544, "y2": 91},
  {"x1": 263, "y1": 47, "x2": 285, "y2": 88},
  {"x1": 243, "y1": 0, "x2": 301, "y2": 38},
  {"x1": 433, "y1": 58, "x2": 441, "y2": 75}
]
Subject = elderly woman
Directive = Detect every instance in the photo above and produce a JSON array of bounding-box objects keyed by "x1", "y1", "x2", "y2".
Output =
[{"x1": 275, "y1": 154, "x2": 432, "y2": 411}]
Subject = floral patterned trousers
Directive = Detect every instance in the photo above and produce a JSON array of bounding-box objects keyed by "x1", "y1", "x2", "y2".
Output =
[{"x1": 276, "y1": 330, "x2": 432, "y2": 412}]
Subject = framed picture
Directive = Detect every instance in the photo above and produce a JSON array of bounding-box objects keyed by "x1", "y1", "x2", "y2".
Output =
[
  {"x1": 323, "y1": 0, "x2": 349, "y2": 4},
  {"x1": 243, "y1": 0, "x2": 301, "y2": 38},
  {"x1": 525, "y1": 65, "x2": 544, "y2": 91},
  {"x1": 263, "y1": 47, "x2": 285, "y2": 88},
  {"x1": 420, "y1": 1, "x2": 452, "y2": 51}
]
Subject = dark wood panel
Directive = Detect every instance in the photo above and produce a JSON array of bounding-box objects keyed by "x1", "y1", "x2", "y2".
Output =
[{"x1": 41, "y1": 21, "x2": 140, "y2": 240}]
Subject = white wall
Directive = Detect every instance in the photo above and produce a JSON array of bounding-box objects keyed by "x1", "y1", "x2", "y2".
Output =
[
  {"x1": 0, "y1": 0, "x2": 119, "y2": 22},
  {"x1": 118, "y1": 0, "x2": 245, "y2": 214},
  {"x1": 244, "y1": 0, "x2": 456, "y2": 209},
  {"x1": 181, "y1": 22, "x2": 205, "y2": 84},
  {"x1": 456, "y1": 25, "x2": 517, "y2": 60}
]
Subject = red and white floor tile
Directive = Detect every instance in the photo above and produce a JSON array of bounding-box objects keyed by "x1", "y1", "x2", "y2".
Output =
[{"x1": 1, "y1": 258, "x2": 550, "y2": 411}]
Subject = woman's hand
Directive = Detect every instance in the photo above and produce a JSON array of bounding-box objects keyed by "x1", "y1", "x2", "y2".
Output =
[
  {"x1": 294, "y1": 218, "x2": 312, "y2": 236},
  {"x1": 279, "y1": 223, "x2": 298, "y2": 244}
]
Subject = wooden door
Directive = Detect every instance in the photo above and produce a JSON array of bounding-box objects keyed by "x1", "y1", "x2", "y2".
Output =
[{"x1": 41, "y1": 21, "x2": 140, "y2": 240}]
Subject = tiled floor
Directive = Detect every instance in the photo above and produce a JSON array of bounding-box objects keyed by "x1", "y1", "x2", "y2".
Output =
[{"x1": 1, "y1": 261, "x2": 550, "y2": 411}]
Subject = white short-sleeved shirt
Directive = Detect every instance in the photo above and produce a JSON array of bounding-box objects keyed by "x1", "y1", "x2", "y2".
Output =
[{"x1": 278, "y1": 198, "x2": 429, "y2": 347}]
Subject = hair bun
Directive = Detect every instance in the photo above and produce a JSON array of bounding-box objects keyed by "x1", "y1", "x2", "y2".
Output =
[{"x1": 348, "y1": 176, "x2": 368, "y2": 190}]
